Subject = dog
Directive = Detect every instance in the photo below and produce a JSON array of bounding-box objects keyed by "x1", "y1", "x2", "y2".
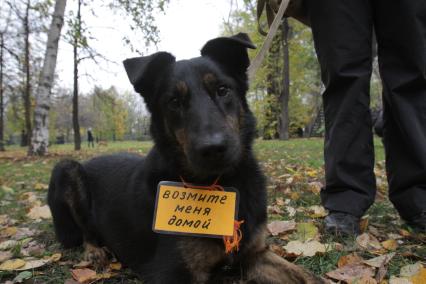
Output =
[{"x1": 48, "y1": 33, "x2": 324, "y2": 283}]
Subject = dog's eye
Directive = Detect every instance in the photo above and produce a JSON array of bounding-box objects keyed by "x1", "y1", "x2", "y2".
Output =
[
  {"x1": 216, "y1": 86, "x2": 230, "y2": 97},
  {"x1": 168, "y1": 97, "x2": 181, "y2": 110}
]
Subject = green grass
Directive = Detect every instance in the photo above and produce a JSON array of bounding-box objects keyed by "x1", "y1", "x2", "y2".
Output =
[{"x1": 0, "y1": 138, "x2": 418, "y2": 283}]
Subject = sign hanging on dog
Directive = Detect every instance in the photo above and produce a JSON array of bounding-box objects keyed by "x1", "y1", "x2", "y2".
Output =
[{"x1": 153, "y1": 181, "x2": 239, "y2": 238}]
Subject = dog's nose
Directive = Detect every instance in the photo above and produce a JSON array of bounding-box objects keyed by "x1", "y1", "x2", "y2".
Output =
[{"x1": 198, "y1": 134, "x2": 227, "y2": 160}]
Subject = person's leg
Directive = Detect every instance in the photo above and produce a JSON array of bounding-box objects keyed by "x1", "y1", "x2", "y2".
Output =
[
  {"x1": 374, "y1": 0, "x2": 426, "y2": 229},
  {"x1": 307, "y1": 0, "x2": 376, "y2": 220}
]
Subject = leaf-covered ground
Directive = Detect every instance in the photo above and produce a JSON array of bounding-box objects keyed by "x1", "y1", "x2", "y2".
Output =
[{"x1": 0, "y1": 139, "x2": 425, "y2": 283}]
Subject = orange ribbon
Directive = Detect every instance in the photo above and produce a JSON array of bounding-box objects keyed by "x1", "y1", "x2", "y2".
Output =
[{"x1": 180, "y1": 176, "x2": 244, "y2": 254}]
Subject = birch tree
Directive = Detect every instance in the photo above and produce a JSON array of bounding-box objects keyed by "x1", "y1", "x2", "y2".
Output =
[{"x1": 29, "y1": 0, "x2": 67, "y2": 155}]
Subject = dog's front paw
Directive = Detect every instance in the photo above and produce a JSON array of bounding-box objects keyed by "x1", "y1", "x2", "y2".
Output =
[
  {"x1": 83, "y1": 243, "x2": 109, "y2": 270},
  {"x1": 246, "y1": 250, "x2": 325, "y2": 284}
]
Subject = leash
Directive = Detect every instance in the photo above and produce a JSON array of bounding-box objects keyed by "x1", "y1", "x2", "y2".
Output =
[
  {"x1": 248, "y1": 0, "x2": 290, "y2": 81},
  {"x1": 179, "y1": 176, "x2": 244, "y2": 254}
]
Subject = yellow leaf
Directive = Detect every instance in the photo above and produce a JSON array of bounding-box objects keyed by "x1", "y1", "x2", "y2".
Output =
[
  {"x1": 382, "y1": 239, "x2": 398, "y2": 251},
  {"x1": 0, "y1": 259, "x2": 26, "y2": 270},
  {"x1": 16, "y1": 258, "x2": 50, "y2": 270},
  {"x1": 290, "y1": 192, "x2": 300, "y2": 200},
  {"x1": 109, "y1": 262, "x2": 122, "y2": 271},
  {"x1": 411, "y1": 267, "x2": 426, "y2": 284},
  {"x1": 307, "y1": 205, "x2": 328, "y2": 218},
  {"x1": 34, "y1": 183, "x2": 48, "y2": 191},
  {"x1": 295, "y1": 222, "x2": 318, "y2": 242},
  {"x1": 0, "y1": 226, "x2": 17, "y2": 237},
  {"x1": 49, "y1": 253, "x2": 62, "y2": 262}
]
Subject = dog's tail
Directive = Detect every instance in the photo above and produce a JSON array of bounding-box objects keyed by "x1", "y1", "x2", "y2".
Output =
[{"x1": 48, "y1": 159, "x2": 89, "y2": 248}]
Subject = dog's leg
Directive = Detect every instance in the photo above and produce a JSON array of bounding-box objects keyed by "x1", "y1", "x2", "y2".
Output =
[
  {"x1": 179, "y1": 238, "x2": 226, "y2": 284},
  {"x1": 83, "y1": 243, "x2": 109, "y2": 270},
  {"x1": 48, "y1": 160, "x2": 109, "y2": 270},
  {"x1": 244, "y1": 226, "x2": 325, "y2": 284}
]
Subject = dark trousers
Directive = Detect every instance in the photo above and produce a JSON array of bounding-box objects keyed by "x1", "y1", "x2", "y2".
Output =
[{"x1": 306, "y1": 0, "x2": 426, "y2": 220}]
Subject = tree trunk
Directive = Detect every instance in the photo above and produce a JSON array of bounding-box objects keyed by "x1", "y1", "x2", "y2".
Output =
[
  {"x1": 29, "y1": 0, "x2": 67, "y2": 155},
  {"x1": 73, "y1": 0, "x2": 81, "y2": 151},
  {"x1": 23, "y1": 0, "x2": 32, "y2": 147},
  {"x1": 278, "y1": 19, "x2": 290, "y2": 140},
  {"x1": 263, "y1": 35, "x2": 281, "y2": 140},
  {"x1": 0, "y1": 33, "x2": 5, "y2": 151}
]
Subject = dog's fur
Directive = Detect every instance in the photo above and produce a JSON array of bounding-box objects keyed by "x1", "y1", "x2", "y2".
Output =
[{"x1": 48, "y1": 33, "x2": 324, "y2": 283}]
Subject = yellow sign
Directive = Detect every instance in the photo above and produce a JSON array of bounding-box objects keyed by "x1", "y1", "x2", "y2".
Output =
[{"x1": 153, "y1": 182, "x2": 238, "y2": 237}]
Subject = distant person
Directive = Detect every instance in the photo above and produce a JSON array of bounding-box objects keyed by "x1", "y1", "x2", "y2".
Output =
[
  {"x1": 305, "y1": 0, "x2": 426, "y2": 235},
  {"x1": 87, "y1": 128, "x2": 94, "y2": 148}
]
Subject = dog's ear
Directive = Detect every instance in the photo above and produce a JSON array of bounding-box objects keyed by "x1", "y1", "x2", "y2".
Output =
[
  {"x1": 123, "y1": 52, "x2": 175, "y2": 103},
  {"x1": 201, "y1": 33, "x2": 256, "y2": 77}
]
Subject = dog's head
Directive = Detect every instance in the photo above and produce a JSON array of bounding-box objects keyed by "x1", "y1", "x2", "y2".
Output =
[{"x1": 123, "y1": 33, "x2": 256, "y2": 177}]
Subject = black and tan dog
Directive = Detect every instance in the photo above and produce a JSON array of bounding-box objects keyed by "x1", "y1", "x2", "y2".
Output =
[{"x1": 48, "y1": 33, "x2": 324, "y2": 283}]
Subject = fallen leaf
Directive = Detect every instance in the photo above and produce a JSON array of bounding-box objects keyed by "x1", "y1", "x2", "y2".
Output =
[
  {"x1": 267, "y1": 220, "x2": 296, "y2": 236},
  {"x1": 0, "y1": 227, "x2": 17, "y2": 238},
  {"x1": 307, "y1": 205, "x2": 328, "y2": 218},
  {"x1": 326, "y1": 264, "x2": 375, "y2": 283},
  {"x1": 382, "y1": 239, "x2": 398, "y2": 251},
  {"x1": 0, "y1": 185, "x2": 14, "y2": 194},
  {"x1": 363, "y1": 253, "x2": 395, "y2": 268},
  {"x1": 27, "y1": 205, "x2": 51, "y2": 220},
  {"x1": 109, "y1": 262, "x2": 122, "y2": 271},
  {"x1": 356, "y1": 233, "x2": 383, "y2": 251},
  {"x1": 13, "y1": 271, "x2": 32, "y2": 283},
  {"x1": 290, "y1": 192, "x2": 300, "y2": 200},
  {"x1": 348, "y1": 276, "x2": 378, "y2": 284},
  {"x1": 50, "y1": 253, "x2": 62, "y2": 262},
  {"x1": 275, "y1": 197, "x2": 285, "y2": 206},
  {"x1": 360, "y1": 216, "x2": 369, "y2": 233},
  {"x1": 400, "y1": 262, "x2": 423, "y2": 278},
  {"x1": 410, "y1": 266, "x2": 426, "y2": 284},
  {"x1": 389, "y1": 277, "x2": 413, "y2": 284},
  {"x1": 0, "y1": 240, "x2": 19, "y2": 250},
  {"x1": 0, "y1": 215, "x2": 10, "y2": 225},
  {"x1": 71, "y1": 268, "x2": 97, "y2": 283},
  {"x1": 33, "y1": 183, "x2": 48, "y2": 191},
  {"x1": 12, "y1": 227, "x2": 37, "y2": 240},
  {"x1": 19, "y1": 192, "x2": 40, "y2": 206},
  {"x1": 0, "y1": 251, "x2": 13, "y2": 262},
  {"x1": 267, "y1": 205, "x2": 284, "y2": 214},
  {"x1": 0, "y1": 259, "x2": 26, "y2": 270},
  {"x1": 399, "y1": 229, "x2": 411, "y2": 238},
  {"x1": 15, "y1": 258, "x2": 50, "y2": 270},
  {"x1": 338, "y1": 253, "x2": 364, "y2": 268},
  {"x1": 283, "y1": 240, "x2": 326, "y2": 257},
  {"x1": 295, "y1": 222, "x2": 318, "y2": 242},
  {"x1": 308, "y1": 182, "x2": 323, "y2": 194}
]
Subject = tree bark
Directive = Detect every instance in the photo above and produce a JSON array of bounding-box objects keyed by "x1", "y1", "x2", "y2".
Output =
[
  {"x1": 73, "y1": 0, "x2": 82, "y2": 151},
  {"x1": 23, "y1": 0, "x2": 32, "y2": 147},
  {"x1": 0, "y1": 33, "x2": 5, "y2": 151},
  {"x1": 278, "y1": 19, "x2": 290, "y2": 140},
  {"x1": 29, "y1": 0, "x2": 67, "y2": 155}
]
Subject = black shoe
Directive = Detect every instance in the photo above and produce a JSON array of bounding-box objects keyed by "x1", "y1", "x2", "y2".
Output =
[
  {"x1": 406, "y1": 212, "x2": 426, "y2": 233},
  {"x1": 324, "y1": 211, "x2": 360, "y2": 236}
]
